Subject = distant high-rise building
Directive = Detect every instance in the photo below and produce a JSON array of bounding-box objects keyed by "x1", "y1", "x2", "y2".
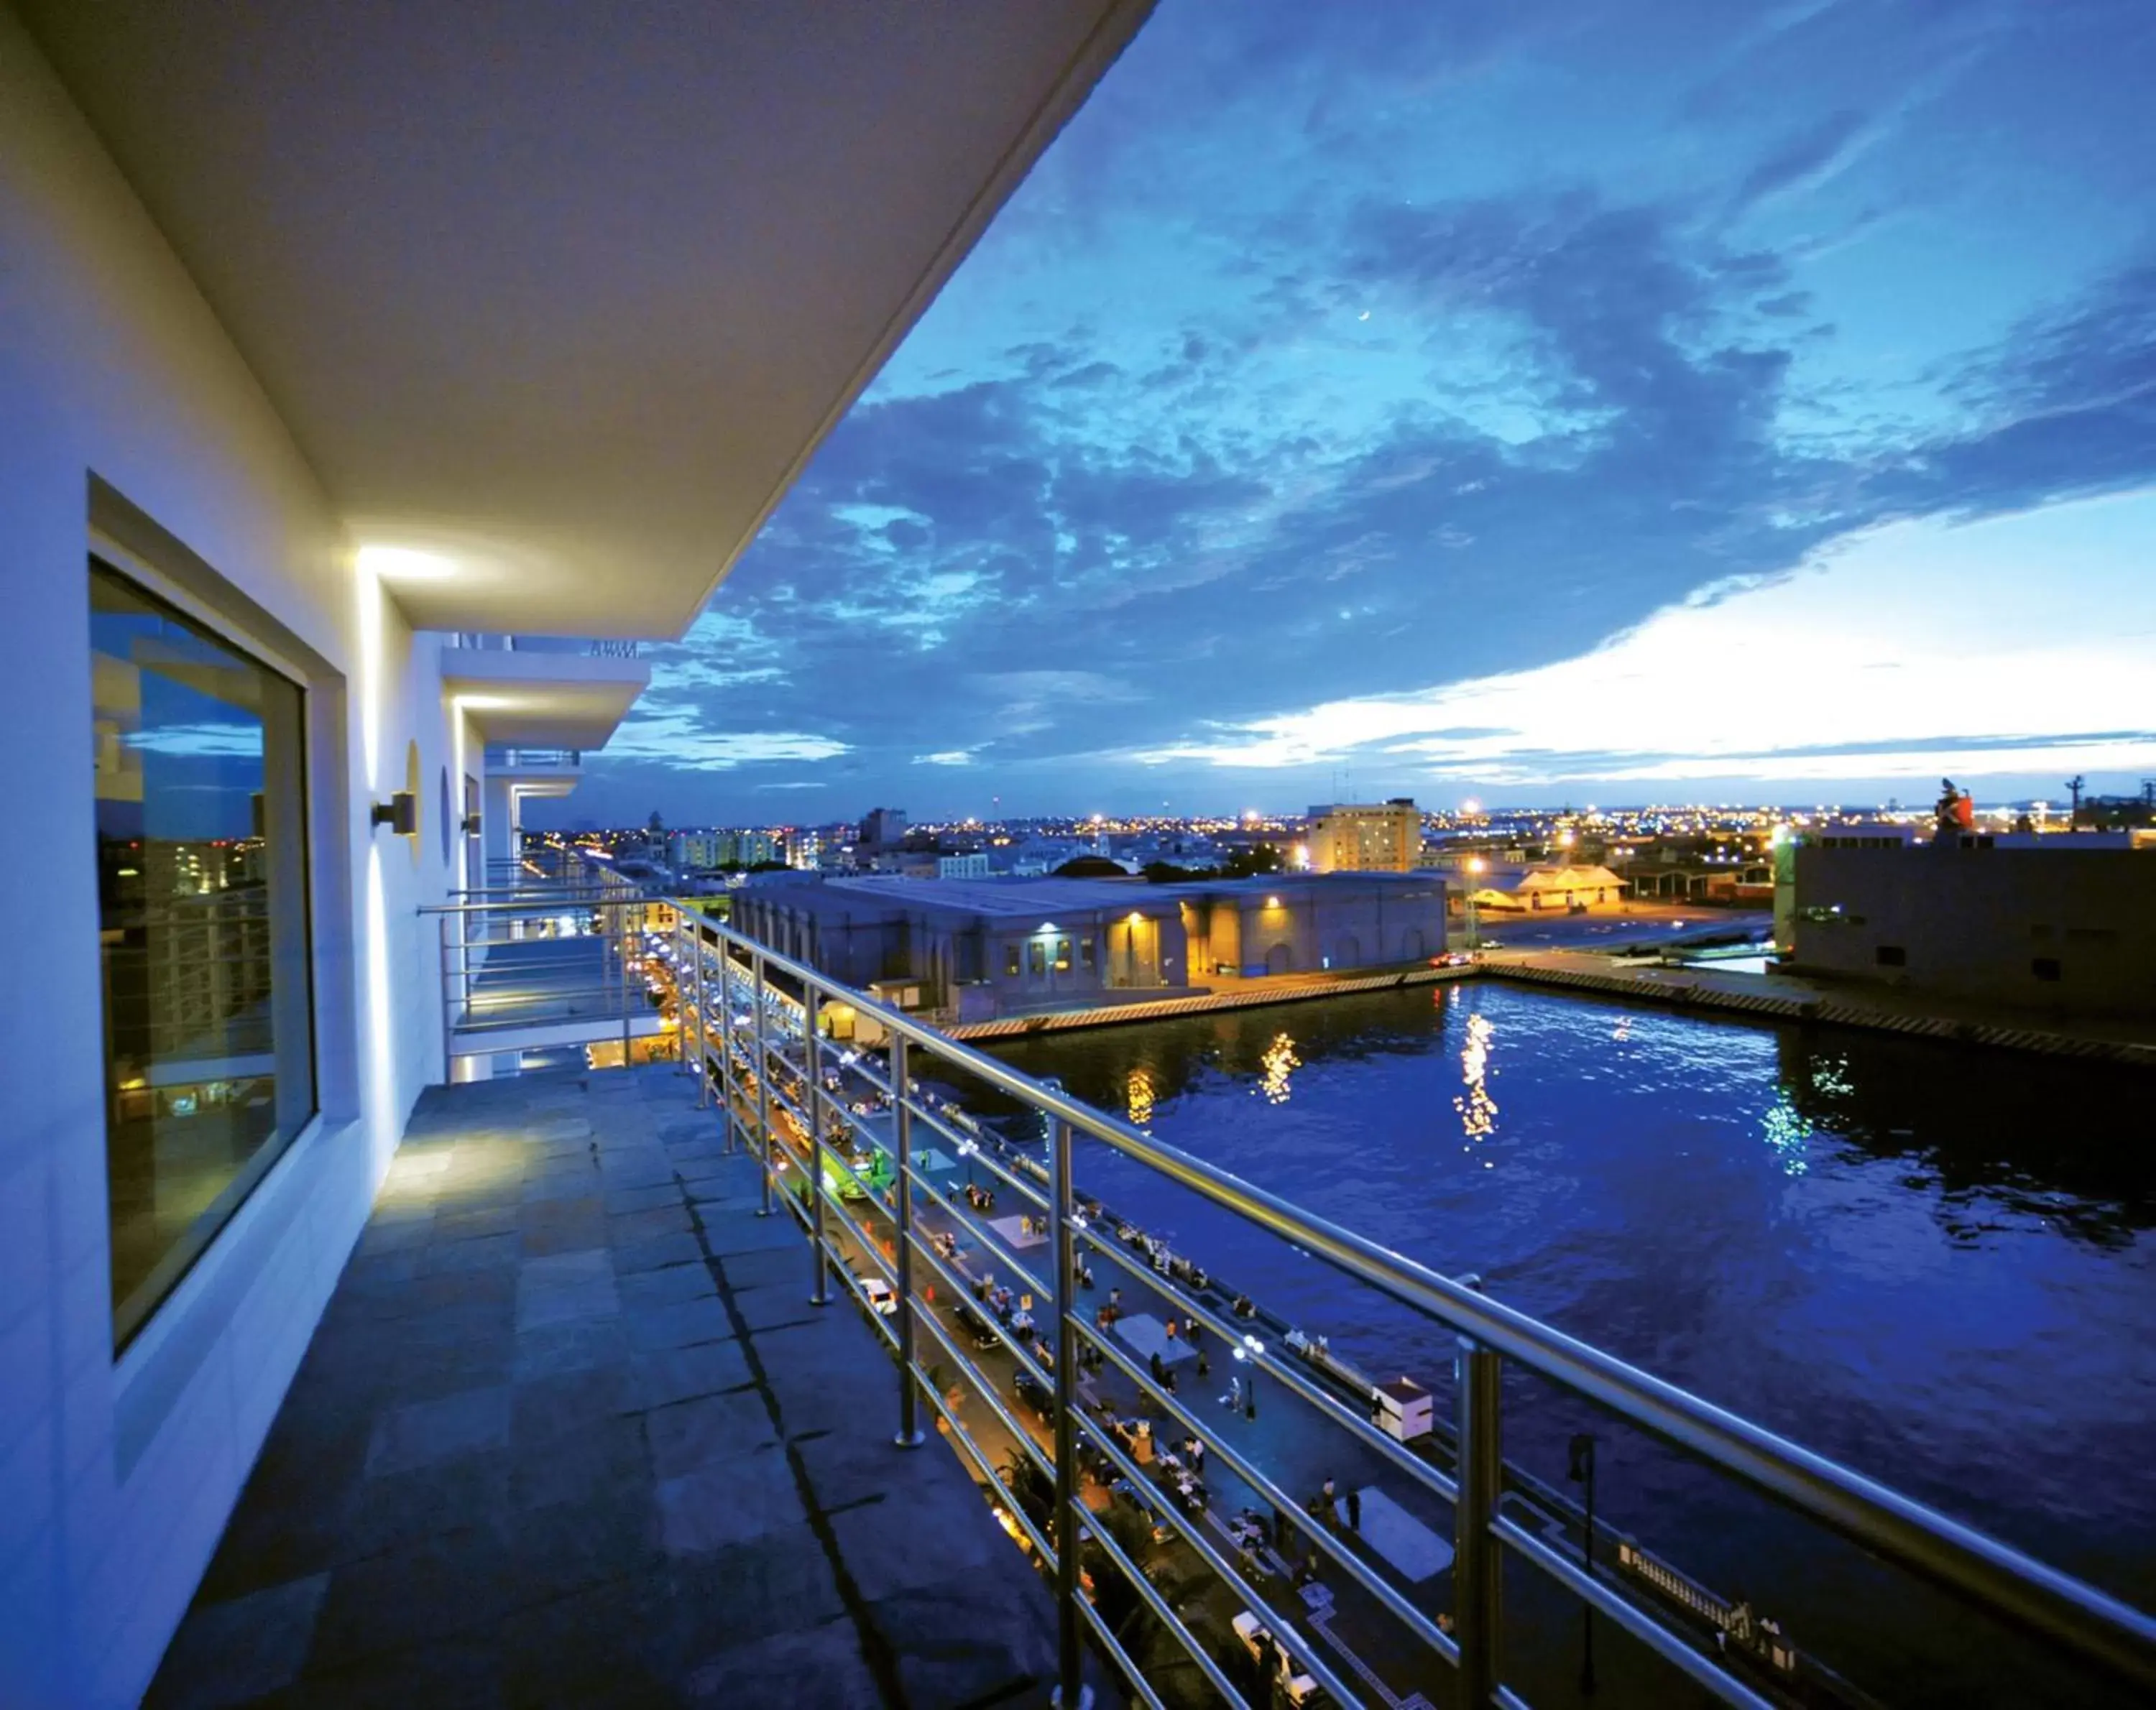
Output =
[
  {"x1": 1307, "y1": 799, "x2": 1421, "y2": 872},
  {"x1": 859, "y1": 806, "x2": 908, "y2": 852}
]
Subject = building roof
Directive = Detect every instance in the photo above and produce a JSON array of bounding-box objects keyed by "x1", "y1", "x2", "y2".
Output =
[
  {"x1": 819, "y1": 876, "x2": 1173, "y2": 920},
  {"x1": 1512, "y1": 865, "x2": 1626, "y2": 892}
]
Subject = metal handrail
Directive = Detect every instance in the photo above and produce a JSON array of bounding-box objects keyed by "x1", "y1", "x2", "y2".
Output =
[
  {"x1": 664, "y1": 900, "x2": 2156, "y2": 1706},
  {"x1": 424, "y1": 892, "x2": 676, "y2": 1066}
]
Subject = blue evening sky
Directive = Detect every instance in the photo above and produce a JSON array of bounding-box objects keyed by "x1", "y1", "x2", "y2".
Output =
[{"x1": 563, "y1": 0, "x2": 2156, "y2": 823}]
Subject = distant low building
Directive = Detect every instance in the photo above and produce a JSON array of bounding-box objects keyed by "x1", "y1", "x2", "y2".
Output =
[
  {"x1": 1306, "y1": 799, "x2": 1422, "y2": 872},
  {"x1": 1785, "y1": 832, "x2": 2156, "y2": 1018},
  {"x1": 937, "y1": 852, "x2": 990, "y2": 879},
  {"x1": 1174, "y1": 873, "x2": 1447, "y2": 976},
  {"x1": 729, "y1": 871, "x2": 1447, "y2": 1019},
  {"x1": 1511, "y1": 864, "x2": 1628, "y2": 910},
  {"x1": 857, "y1": 805, "x2": 908, "y2": 852}
]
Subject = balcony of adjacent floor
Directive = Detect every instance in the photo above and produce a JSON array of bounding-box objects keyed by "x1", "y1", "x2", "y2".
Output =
[
  {"x1": 146, "y1": 1064, "x2": 1061, "y2": 1709},
  {"x1": 442, "y1": 634, "x2": 652, "y2": 758}
]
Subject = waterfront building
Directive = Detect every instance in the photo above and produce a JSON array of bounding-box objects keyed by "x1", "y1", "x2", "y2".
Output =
[
  {"x1": 1307, "y1": 798, "x2": 1424, "y2": 872},
  {"x1": 939, "y1": 851, "x2": 992, "y2": 879},
  {"x1": 1467, "y1": 864, "x2": 1630, "y2": 913},
  {"x1": 0, "y1": 4, "x2": 1143, "y2": 1699},
  {"x1": 730, "y1": 871, "x2": 1449, "y2": 1015},
  {"x1": 731, "y1": 876, "x2": 1187, "y2": 1019},
  {"x1": 1174, "y1": 872, "x2": 1448, "y2": 976},
  {"x1": 1785, "y1": 833, "x2": 2156, "y2": 1017}
]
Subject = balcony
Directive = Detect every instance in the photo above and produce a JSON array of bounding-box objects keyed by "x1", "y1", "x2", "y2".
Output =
[
  {"x1": 374, "y1": 902, "x2": 2156, "y2": 1707},
  {"x1": 442, "y1": 637, "x2": 652, "y2": 754},
  {"x1": 483, "y1": 747, "x2": 582, "y2": 780},
  {"x1": 147, "y1": 1066, "x2": 1064, "y2": 1704},
  {"x1": 451, "y1": 634, "x2": 643, "y2": 660}
]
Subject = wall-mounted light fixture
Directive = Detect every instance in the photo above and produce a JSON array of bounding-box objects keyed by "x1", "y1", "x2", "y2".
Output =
[
  {"x1": 372, "y1": 792, "x2": 417, "y2": 834},
  {"x1": 462, "y1": 812, "x2": 484, "y2": 836}
]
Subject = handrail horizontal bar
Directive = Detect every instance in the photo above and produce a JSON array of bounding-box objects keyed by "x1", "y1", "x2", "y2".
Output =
[
  {"x1": 1073, "y1": 1219, "x2": 1464, "y2": 1512},
  {"x1": 908, "y1": 1352, "x2": 1061, "y2": 1566},
  {"x1": 688, "y1": 912, "x2": 2156, "y2": 1689},
  {"x1": 420, "y1": 897, "x2": 663, "y2": 916},
  {"x1": 1494, "y1": 1514, "x2": 1779, "y2": 1710},
  {"x1": 1076, "y1": 1484, "x2": 1250, "y2": 1710},
  {"x1": 1075, "y1": 1409, "x2": 1367, "y2": 1709},
  {"x1": 1072, "y1": 1306, "x2": 1460, "y2": 1665}
]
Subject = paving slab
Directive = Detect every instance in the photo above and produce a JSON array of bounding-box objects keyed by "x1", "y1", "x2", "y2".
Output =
[{"x1": 149, "y1": 1066, "x2": 1060, "y2": 1709}]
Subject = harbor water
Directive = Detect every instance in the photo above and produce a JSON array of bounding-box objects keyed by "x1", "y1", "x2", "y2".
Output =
[{"x1": 980, "y1": 981, "x2": 2156, "y2": 1706}]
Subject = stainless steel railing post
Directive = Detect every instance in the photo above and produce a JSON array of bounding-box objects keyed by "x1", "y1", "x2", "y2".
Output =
[
  {"x1": 805, "y1": 983, "x2": 831, "y2": 1307},
  {"x1": 1456, "y1": 1334, "x2": 1505, "y2": 1706},
  {"x1": 693, "y1": 914, "x2": 708, "y2": 1105},
  {"x1": 673, "y1": 910, "x2": 688, "y2": 1072},
  {"x1": 1047, "y1": 1115, "x2": 1084, "y2": 1707},
  {"x1": 717, "y1": 940, "x2": 737, "y2": 1151},
  {"x1": 436, "y1": 912, "x2": 453, "y2": 1081},
  {"x1": 618, "y1": 902, "x2": 631, "y2": 1071},
  {"x1": 891, "y1": 1032, "x2": 926, "y2": 1449},
  {"x1": 752, "y1": 951, "x2": 775, "y2": 1217}
]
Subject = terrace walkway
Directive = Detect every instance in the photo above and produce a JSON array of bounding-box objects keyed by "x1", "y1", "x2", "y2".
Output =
[{"x1": 147, "y1": 1066, "x2": 1059, "y2": 1709}]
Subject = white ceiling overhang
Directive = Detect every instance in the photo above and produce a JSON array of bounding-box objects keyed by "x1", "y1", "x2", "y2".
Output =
[
  {"x1": 22, "y1": 0, "x2": 1153, "y2": 639},
  {"x1": 443, "y1": 647, "x2": 650, "y2": 750}
]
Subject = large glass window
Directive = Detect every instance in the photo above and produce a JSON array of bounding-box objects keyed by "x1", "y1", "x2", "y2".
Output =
[{"x1": 91, "y1": 560, "x2": 315, "y2": 1350}]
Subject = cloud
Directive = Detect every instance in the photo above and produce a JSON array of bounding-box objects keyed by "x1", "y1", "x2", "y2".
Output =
[
  {"x1": 1136, "y1": 491, "x2": 2156, "y2": 788},
  {"x1": 124, "y1": 722, "x2": 263, "y2": 759},
  {"x1": 1731, "y1": 108, "x2": 1875, "y2": 212},
  {"x1": 604, "y1": 710, "x2": 848, "y2": 772},
  {"x1": 548, "y1": 0, "x2": 2156, "y2": 821}
]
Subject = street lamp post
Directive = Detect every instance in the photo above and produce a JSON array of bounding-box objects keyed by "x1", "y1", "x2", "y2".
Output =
[
  {"x1": 1239, "y1": 1334, "x2": 1263, "y2": 1419},
  {"x1": 1569, "y1": 1431, "x2": 1598, "y2": 1694}
]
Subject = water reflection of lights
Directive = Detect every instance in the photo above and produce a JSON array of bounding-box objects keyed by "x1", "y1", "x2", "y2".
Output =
[
  {"x1": 1259, "y1": 1033, "x2": 1301, "y2": 1104},
  {"x1": 1761, "y1": 1088, "x2": 1813, "y2": 1175},
  {"x1": 1127, "y1": 1067, "x2": 1156, "y2": 1128},
  {"x1": 1455, "y1": 1012, "x2": 1498, "y2": 1148},
  {"x1": 1810, "y1": 1056, "x2": 1853, "y2": 1099}
]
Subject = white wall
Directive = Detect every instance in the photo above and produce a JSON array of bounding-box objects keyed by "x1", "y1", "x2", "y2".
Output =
[{"x1": 0, "y1": 10, "x2": 459, "y2": 1702}]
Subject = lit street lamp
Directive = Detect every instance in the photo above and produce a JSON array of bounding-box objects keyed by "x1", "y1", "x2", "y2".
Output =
[{"x1": 1234, "y1": 1334, "x2": 1264, "y2": 1419}]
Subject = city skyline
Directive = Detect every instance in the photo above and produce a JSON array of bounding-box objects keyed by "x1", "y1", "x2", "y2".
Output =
[{"x1": 539, "y1": 0, "x2": 2156, "y2": 828}]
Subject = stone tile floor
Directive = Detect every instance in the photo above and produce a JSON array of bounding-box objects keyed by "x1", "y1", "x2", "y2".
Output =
[{"x1": 147, "y1": 1066, "x2": 1062, "y2": 1709}]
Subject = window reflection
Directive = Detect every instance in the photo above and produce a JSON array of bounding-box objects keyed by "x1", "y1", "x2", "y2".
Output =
[{"x1": 92, "y1": 560, "x2": 315, "y2": 1349}]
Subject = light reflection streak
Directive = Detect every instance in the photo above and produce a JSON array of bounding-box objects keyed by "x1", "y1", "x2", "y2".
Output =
[
  {"x1": 1762, "y1": 1087, "x2": 1813, "y2": 1175},
  {"x1": 1259, "y1": 1032, "x2": 1300, "y2": 1104},
  {"x1": 1127, "y1": 1066, "x2": 1156, "y2": 1128},
  {"x1": 1455, "y1": 1012, "x2": 1498, "y2": 1147}
]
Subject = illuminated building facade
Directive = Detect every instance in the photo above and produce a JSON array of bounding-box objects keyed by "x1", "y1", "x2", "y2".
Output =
[
  {"x1": 1307, "y1": 798, "x2": 1423, "y2": 872},
  {"x1": 732, "y1": 871, "x2": 1450, "y2": 1015}
]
